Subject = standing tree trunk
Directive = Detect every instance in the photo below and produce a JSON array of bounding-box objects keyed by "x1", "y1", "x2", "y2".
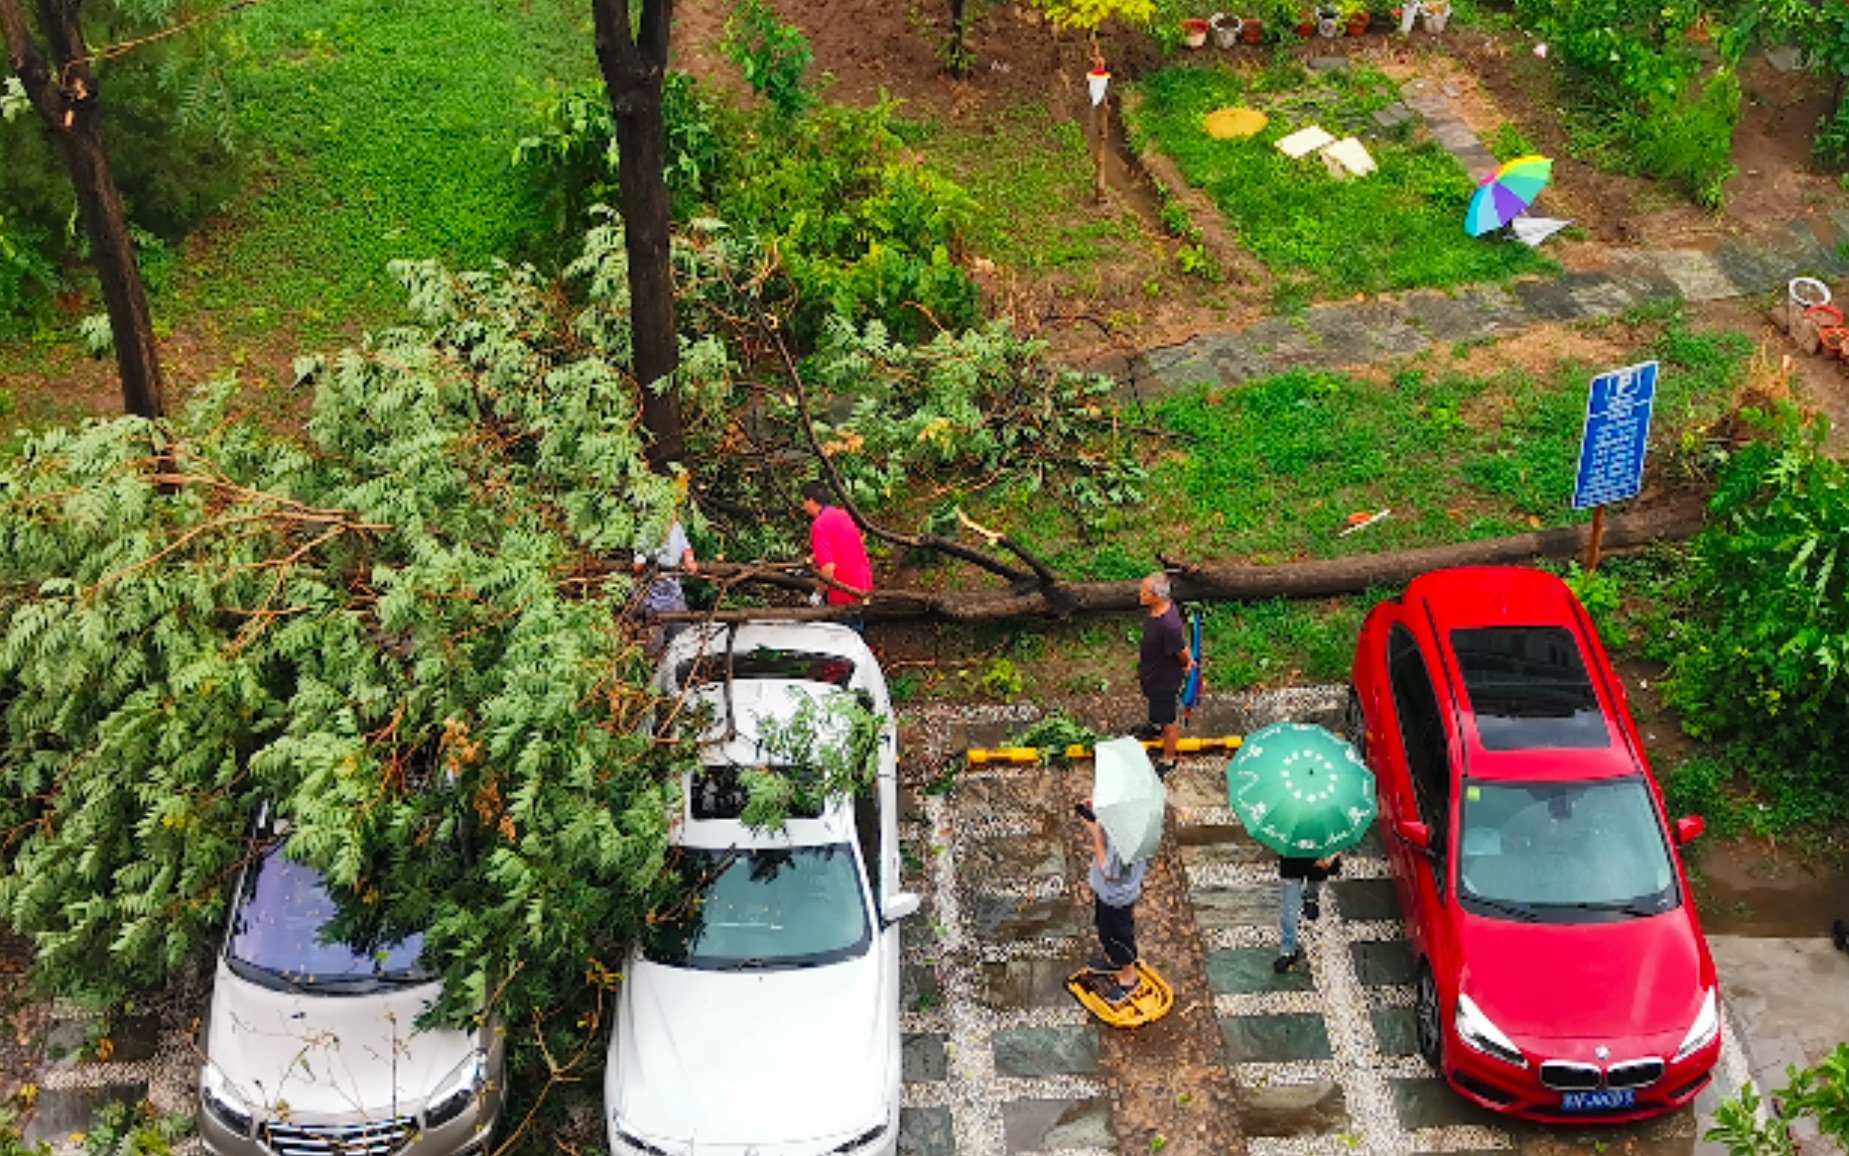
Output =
[
  {"x1": 943, "y1": 0, "x2": 970, "y2": 78},
  {"x1": 590, "y1": 0, "x2": 686, "y2": 468},
  {"x1": 0, "y1": 0, "x2": 165, "y2": 419}
]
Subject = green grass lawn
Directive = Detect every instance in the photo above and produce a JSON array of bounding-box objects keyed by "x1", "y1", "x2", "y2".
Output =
[
  {"x1": 172, "y1": 0, "x2": 594, "y2": 343},
  {"x1": 910, "y1": 103, "x2": 1142, "y2": 275},
  {"x1": 975, "y1": 314, "x2": 1748, "y2": 583},
  {"x1": 1124, "y1": 60, "x2": 1552, "y2": 301}
]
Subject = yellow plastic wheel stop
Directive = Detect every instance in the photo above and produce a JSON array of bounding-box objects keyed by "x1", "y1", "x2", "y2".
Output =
[
  {"x1": 1067, "y1": 961, "x2": 1175, "y2": 1028},
  {"x1": 964, "y1": 736, "x2": 1242, "y2": 764}
]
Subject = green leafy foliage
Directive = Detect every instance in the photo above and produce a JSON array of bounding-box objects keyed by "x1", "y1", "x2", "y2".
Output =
[
  {"x1": 1009, "y1": 710, "x2": 1104, "y2": 763},
  {"x1": 1662, "y1": 405, "x2": 1849, "y2": 829},
  {"x1": 741, "y1": 691, "x2": 884, "y2": 831},
  {"x1": 1030, "y1": 0, "x2": 1156, "y2": 31},
  {"x1": 0, "y1": 1111, "x2": 48, "y2": 1156},
  {"x1": 0, "y1": 242, "x2": 697, "y2": 1038},
  {"x1": 1513, "y1": 0, "x2": 1740, "y2": 205},
  {"x1": 0, "y1": 4, "x2": 240, "y2": 328},
  {"x1": 78, "y1": 1101, "x2": 191, "y2": 1156},
  {"x1": 1756, "y1": 0, "x2": 1849, "y2": 166},
  {"x1": 515, "y1": 71, "x2": 979, "y2": 348},
  {"x1": 805, "y1": 317, "x2": 1146, "y2": 516},
  {"x1": 721, "y1": 0, "x2": 815, "y2": 120},
  {"x1": 1706, "y1": 1043, "x2": 1849, "y2": 1155},
  {"x1": 1125, "y1": 65, "x2": 1551, "y2": 296}
]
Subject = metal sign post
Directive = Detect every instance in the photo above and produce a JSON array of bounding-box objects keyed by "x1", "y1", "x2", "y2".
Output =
[{"x1": 1571, "y1": 360, "x2": 1659, "y2": 571}]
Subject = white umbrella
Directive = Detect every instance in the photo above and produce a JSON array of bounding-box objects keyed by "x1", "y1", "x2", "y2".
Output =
[{"x1": 1092, "y1": 736, "x2": 1167, "y2": 862}]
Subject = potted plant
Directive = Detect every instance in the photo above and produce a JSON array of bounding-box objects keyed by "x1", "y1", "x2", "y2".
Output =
[
  {"x1": 1209, "y1": 11, "x2": 1243, "y2": 46},
  {"x1": 1297, "y1": 11, "x2": 1316, "y2": 36},
  {"x1": 1314, "y1": 2, "x2": 1341, "y2": 36},
  {"x1": 1180, "y1": 17, "x2": 1211, "y2": 46},
  {"x1": 1421, "y1": 0, "x2": 1450, "y2": 32},
  {"x1": 1242, "y1": 15, "x2": 1265, "y2": 41},
  {"x1": 1339, "y1": 0, "x2": 1369, "y2": 35}
]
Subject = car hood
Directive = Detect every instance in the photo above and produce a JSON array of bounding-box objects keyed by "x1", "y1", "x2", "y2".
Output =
[
  {"x1": 1458, "y1": 911, "x2": 1712, "y2": 1053},
  {"x1": 606, "y1": 951, "x2": 891, "y2": 1144},
  {"x1": 205, "y1": 960, "x2": 477, "y2": 1119}
]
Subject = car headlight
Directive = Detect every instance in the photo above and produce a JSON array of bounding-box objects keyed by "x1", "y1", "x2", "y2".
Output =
[
  {"x1": 1674, "y1": 988, "x2": 1719, "y2": 1062},
  {"x1": 829, "y1": 1124, "x2": 889, "y2": 1155},
  {"x1": 1455, "y1": 993, "x2": 1528, "y2": 1068},
  {"x1": 423, "y1": 1050, "x2": 488, "y2": 1130},
  {"x1": 199, "y1": 1066, "x2": 256, "y2": 1137}
]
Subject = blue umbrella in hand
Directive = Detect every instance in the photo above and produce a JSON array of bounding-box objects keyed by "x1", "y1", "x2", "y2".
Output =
[{"x1": 1181, "y1": 608, "x2": 1204, "y2": 726}]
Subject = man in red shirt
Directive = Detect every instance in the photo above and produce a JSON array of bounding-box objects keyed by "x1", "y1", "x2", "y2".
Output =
[{"x1": 800, "y1": 481, "x2": 872, "y2": 630}]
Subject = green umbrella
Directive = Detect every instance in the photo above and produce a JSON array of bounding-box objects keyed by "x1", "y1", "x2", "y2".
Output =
[
  {"x1": 1225, "y1": 722, "x2": 1376, "y2": 857},
  {"x1": 1093, "y1": 736, "x2": 1167, "y2": 862}
]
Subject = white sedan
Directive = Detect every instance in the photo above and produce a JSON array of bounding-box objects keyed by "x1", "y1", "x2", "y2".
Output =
[{"x1": 605, "y1": 622, "x2": 919, "y2": 1156}]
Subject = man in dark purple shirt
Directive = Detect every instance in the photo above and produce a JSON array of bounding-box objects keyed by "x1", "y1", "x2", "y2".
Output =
[{"x1": 1136, "y1": 572, "x2": 1193, "y2": 777}]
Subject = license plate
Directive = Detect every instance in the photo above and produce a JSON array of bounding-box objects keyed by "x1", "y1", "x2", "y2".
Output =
[{"x1": 1561, "y1": 1088, "x2": 1635, "y2": 1112}]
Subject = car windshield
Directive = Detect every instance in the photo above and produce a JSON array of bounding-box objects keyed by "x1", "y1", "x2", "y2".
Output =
[
  {"x1": 1457, "y1": 778, "x2": 1679, "y2": 923},
  {"x1": 645, "y1": 844, "x2": 870, "y2": 970},
  {"x1": 1450, "y1": 626, "x2": 1610, "y2": 750},
  {"x1": 225, "y1": 843, "x2": 428, "y2": 990}
]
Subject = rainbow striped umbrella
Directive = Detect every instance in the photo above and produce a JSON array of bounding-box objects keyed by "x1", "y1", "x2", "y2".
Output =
[{"x1": 1465, "y1": 154, "x2": 1552, "y2": 237}]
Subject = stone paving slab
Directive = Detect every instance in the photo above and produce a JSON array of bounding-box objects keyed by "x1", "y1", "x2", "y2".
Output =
[
  {"x1": 981, "y1": 957, "x2": 1091, "y2": 1010},
  {"x1": 1207, "y1": 947, "x2": 1315, "y2": 994},
  {"x1": 1193, "y1": 883, "x2": 1284, "y2": 929},
  {"x1": 1000, "y1": 1098, "x2": 1115, "y2": 1152},
  {"x1": 24, "y1": 1083, "x2": 148, "y2": 1147},
  {"x1": 900, "y1": 1106, "x2": 957, "y2": 1156},
  {"x1": 1233, "y1": 1079, "x2": 1350, "y2": 1137},
  {"x1": 1350, "y1": 940, "x2": 1419, "y2": 987},
  {"x1": 1222, "y1": 1014, "x2": 1335, "y2": 1063},
  {"x1": 1330, "y1": 879, "x2": 1401, "y2": 923},
  {"x1": 992, "y1": 1026, "x2": 1100, "y2": 1078},
  {"x1": 906, "y1": 1033, "x2": 950, "y2": 1082}
]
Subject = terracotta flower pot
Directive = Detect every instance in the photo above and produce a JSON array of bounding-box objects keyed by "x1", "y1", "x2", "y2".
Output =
[
  {"x1": 1298, "y1": 18, "x2": 1315, "y2": 36},
  {"x1": 1345, "y1": 13, "x2": 1368, "y2": 34},
  {"x1": 1181, "y1": 18, "x2": 1211, "y2": 47},
  {"x1": 1242, "y1": 17, "x2": 1264, "y2": 41}
]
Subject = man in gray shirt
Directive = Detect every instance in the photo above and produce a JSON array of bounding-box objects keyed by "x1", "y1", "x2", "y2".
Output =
[{"x1": 1080, "y1": 802, "x2": 1150, "y2": 1004}]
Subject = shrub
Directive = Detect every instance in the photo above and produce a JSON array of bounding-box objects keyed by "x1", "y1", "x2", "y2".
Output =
[
  {"x1": 1661, "y1": 405, "x2": 1849, "y2": 828},
  {"x1": 1514, "y1": 0, "x2": 1739, "y2": 206}
]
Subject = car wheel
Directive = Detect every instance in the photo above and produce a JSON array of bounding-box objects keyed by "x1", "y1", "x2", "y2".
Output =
[
  {"x1": 1415, "y1": 964, "x2": 1444, "y2": 1073},
  {"x1": 1342, "y1": 686, "x2": 1367, "y2": 759}
]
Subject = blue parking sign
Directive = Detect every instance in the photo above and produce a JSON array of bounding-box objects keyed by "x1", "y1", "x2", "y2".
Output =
[{"x1": 1572, "y1": 361, "x2": 1658, "y2": 511}]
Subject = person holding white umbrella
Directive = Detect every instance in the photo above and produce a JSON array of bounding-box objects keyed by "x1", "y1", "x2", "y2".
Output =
[{"x1": 1078, "y1": 735, "x2": 1167, "y2": 1005}]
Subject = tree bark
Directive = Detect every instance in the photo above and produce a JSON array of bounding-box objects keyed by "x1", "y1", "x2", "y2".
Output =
[
  {"x1": 944, "y1": 0, "x2": 969, "y2": 77},
  {"x1": 591, "y1": 0, "x2": 685, "y2": 468},
  {"x1": 656, "y1": 498, "x2": 1709, "y2": 624},
  {"x1": 2, "y1": 0, "x2": 165, "y2": 419}
]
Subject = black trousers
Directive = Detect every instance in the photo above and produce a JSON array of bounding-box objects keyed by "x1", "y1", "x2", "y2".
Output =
[{"x1": 1095, "y1": 896, "x2": 1138, "y2": 968}]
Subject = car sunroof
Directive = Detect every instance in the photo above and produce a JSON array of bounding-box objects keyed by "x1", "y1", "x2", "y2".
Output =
[
  {"x1": 673, "y1": 649, "x2": 856, "y2": 691},
  {"x1": 1450, "y1": 626, "x2": 1610, "y2": 750}
]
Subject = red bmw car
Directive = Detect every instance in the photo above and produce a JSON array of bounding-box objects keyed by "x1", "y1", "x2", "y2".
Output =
[{"x1": 1346, "y1": 567, "x2": 1721, "y2": 1121}]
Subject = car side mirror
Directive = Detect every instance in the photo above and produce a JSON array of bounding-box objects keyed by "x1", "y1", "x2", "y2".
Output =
[
  {"x1": 1674, "y1": 816, "x2": 1705, "y2": 846},
  {"x1": 882, "y1": 891, "x2": 922, "y2": 925},
  {"x1": 1395, "y1": 819, "x2": 1432, "y2": 853}
]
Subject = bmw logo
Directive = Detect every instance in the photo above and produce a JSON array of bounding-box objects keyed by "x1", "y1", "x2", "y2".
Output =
[{"x1": 1595, "y1": 1045, "x2": 1610, "y2": 1060}]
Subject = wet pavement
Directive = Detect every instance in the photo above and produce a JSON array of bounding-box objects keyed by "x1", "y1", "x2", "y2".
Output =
[
  {"x1": 8, "y1": 687, "x2": 1842, "y2": 1156},
  {"x1": 893, "y1": 686, "x2": 1805, "y2": 1156}
]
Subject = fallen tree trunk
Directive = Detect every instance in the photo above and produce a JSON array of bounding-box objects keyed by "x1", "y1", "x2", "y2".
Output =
[{"x1": 656, "y1": 497, "x2": 1707, "y2": 625}]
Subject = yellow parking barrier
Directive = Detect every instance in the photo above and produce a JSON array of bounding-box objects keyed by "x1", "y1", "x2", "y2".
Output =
[{"x1": 965, "y1": 736, "x2": 1243, "y2": 764}]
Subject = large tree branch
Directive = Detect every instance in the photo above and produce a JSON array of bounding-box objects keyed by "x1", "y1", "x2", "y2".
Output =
[{"x1": 651, "y1": 497, "x2": 1708, "y2": 624}]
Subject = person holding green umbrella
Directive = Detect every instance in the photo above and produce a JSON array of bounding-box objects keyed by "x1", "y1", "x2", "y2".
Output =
[{"x1": 1224, "y1": 722, "x2": 1377, "y2": 974}]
